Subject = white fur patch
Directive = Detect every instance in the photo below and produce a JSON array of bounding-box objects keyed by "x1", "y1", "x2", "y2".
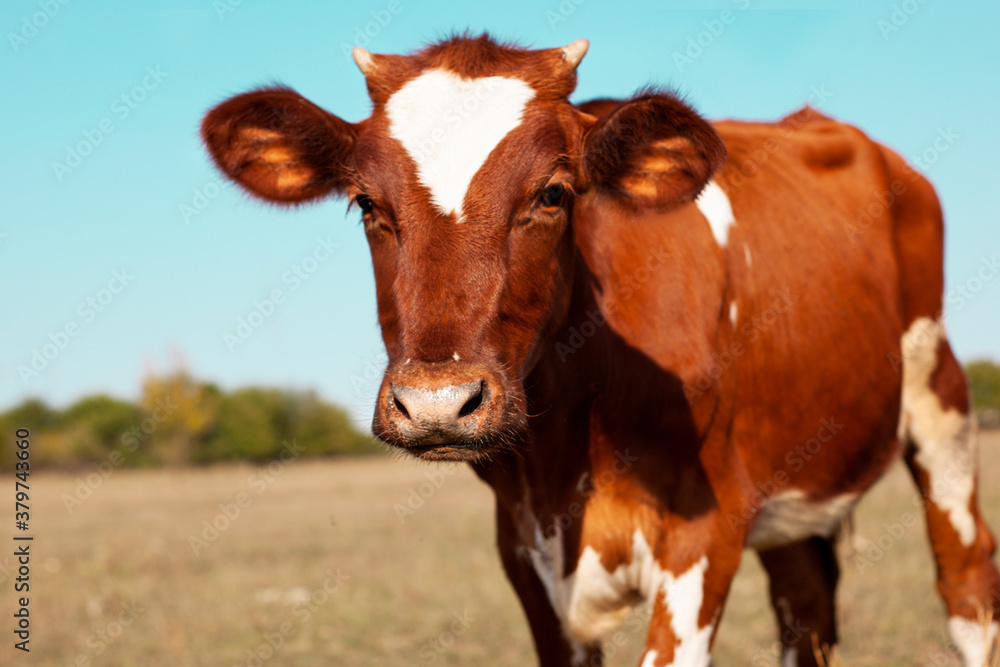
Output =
[
  {"x1": 899, "y1": 317, "x2": 977, "y2": 546},
  {"x1": 523, "y1": 512, "x2": 713, "y2": 662},
  {"x1": 640, "y1": 649, "x2": 659, "y2": 667},
  {"x1": 527, "y1": 525, "x2": 661, "y2": 642},
  {"x1": 385, "y1": 69, "x2": 535, "y2": 219},
  {"x1": 696, "y1": 180, "x2": 735, "y2": 247},
  {"x1": 948, "y1": 616, "x2": 998, "y2": 667},
  {"x1": 661, "y1": 556, "x2": 713, "y2": 666},
  {"x1": 747, "y1": 490, "x2": 858, "y2": 549}
]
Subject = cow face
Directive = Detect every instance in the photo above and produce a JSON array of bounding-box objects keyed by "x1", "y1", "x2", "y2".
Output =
[{"x1": 202, "y1": 36, "x2": 725, "y2": 461}]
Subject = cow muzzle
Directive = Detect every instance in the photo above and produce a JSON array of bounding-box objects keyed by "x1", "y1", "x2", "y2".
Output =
[{"x1": 372, "y1": 361, "x2": 513, "y2": 460}]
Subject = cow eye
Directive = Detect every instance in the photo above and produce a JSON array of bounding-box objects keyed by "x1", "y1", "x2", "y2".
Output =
[
  {"x1": 538, "y1": 184, "x2": 565, "y2": 208},
  {"x1": 356, "y1": 194, "x2": 375, "y2": 214}
]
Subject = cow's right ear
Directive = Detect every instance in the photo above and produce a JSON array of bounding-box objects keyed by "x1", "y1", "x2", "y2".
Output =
[
  {"x1": 582, "y1": 90, "x2": 726, "y2": 211},
  {"x1": 201, "y1": 87, "x2": 359, "y2": 205}
]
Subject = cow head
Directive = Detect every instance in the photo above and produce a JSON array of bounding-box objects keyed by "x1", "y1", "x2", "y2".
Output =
[{"x1": 202, "y1": 35, "x2": 725, "y2": 461}]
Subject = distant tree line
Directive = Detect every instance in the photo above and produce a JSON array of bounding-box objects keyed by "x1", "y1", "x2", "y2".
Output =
[
  {"x1": 968, "y1": 360, "x2": 1000, "y2": 430},
  {"x1": 2, "y1": 360, "x2": 998, "y2": 470},
  {"x1": 1, "y1": 372, "x2": 377, "y2": 470}
]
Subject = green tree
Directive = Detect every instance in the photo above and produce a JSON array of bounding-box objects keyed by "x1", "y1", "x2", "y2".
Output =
[
  {"x1": 290, "y1": 391, "x2": 374, "y2": 456},
  {"x1": 139, "y1": 372, "x2": 220, "y2": 466},
  {"x1": 967, "y1": 361, "x2": 1000, "y2": 410},
  {"x1": 197, "y1": 388, "x2": 289, "y2": 462},
  {"x1": 0, "y1": 398, "x2": 60, "y2": 467},
  {"x1": 967, "y1": 360, "x2": 1000, "y2": 429},
  {"x1": 60, "y1": 395, "x2": 145, "y2": 462}
]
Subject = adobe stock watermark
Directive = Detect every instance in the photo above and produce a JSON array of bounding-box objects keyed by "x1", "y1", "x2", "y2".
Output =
[
  {"x1": 716, "y1": 84, "x2": 833, "y2": 194},
  {"x1": 405, "y1": 610, "x2": 476, "y2": 666},
  {"x1": 672, "y1": 0, "x2": 752, "y2": 73},
  {"x1": 223, "y1": 236, "x2": 340, "y2": 351},
  {"x1": 545, "y1": 0, "x2": 587, "y2": 31},
  {"x1": 877, "y1": 0, "x2": 930, "y2": 40},
  {"x1": 235, "y1": 568, "x2": 350, "y2": 667},
  {"x1": 854, "y1": 451, "x2": 978, "y2": 573},
  {"x1": 18, "y1": 268, "x2": 134, "y2": 385},
  {"x1": 180, "y1": 102, "x2": 292, "y2": 223},
  {"x1": 51, "y1": 65, "x2": 170, "y2": 181},
  {"x1": 844, "y1": 127, "x2": 959, "y2": 245},
  {"x1": 684, "y1": 287, "x2": 796, "y2": 399},
  {"x1": 189, "y1": 440, "x2": 305, "y2": 555},
  {"x1": 555, "y1": 244, "x2": 671, "y2": 362},
  {"x1": 338, "y1": 0, "x2": 404, "y2": 62},
  {"x1": 61, "y1": 395, "x2": 179, "y2": 513},
  {"x1": 852, "y1": 512, "x2": 920, "y2": 572},
  {"x1": 749, "y1": 604, "x2": 810, "y2": 666},
  {"x1": 7, "y1": 0, "x2": 72, "y2": 54},
  {"x1": 65, "y1": 600, "x2": 146, "y2": 666},
  {"x1": 394, "y1": 465, "x2": 462, "y2": 523},
  {"x1": 178, "y1": 174, "x2": 226, "y2": 223},
  {"x1": 886, "y1": 255, "x2": 998, "y2": 371},
  {"x1": 539, "y1": 449, "x2": 639, "y2": 540},
  {"x1": 213, "y1": 0, "x2": 245, "y2": 20},
  {"x1": 726, "y1": 417, "x2": 844, "y2": 533},
  {"x1": 350, "y1": 348, "x2": 388, "y2": 402},
  {"x1": 944, "y1": 255, "x2": 999, "y2": 311}
]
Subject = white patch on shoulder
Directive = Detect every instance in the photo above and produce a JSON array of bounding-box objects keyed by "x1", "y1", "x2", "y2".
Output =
[
  {"x1": 661, "y1": 556, "x2": 713, "y2": 666},
  {"x1": 386, "y1": 69, "x2": 535, "y2": 219},
  {"x1": 695, "y1": 180, "x2": 735, "y2": 247},
  {"x1": 729, "y1": 302, "x2": 738, "y2": 327},
  {"x1": 747, "y1": 490, "x2": 858, "y2": 549},
  {"x1": 899, "y1": 317, "x2": 977, "y2": 546},
  {"x1": 948, "y1": 616, "x2": 998, "y2": 667}
]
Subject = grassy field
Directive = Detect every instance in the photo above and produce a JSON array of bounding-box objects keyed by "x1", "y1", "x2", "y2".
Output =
[{"x1": 3, "y1": 432, "x2": 999, "y2": 666}]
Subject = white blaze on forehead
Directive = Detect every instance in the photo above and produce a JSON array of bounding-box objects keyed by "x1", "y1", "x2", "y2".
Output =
[
  {"x1": 696, "y1": 180, "x2": 735, "y2": 247},
  {"x1": 386, "y1": 68, "x2": 536, "y2": 219}
]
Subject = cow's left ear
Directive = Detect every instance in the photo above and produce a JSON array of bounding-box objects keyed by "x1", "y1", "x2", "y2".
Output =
[{"x1": 583, "y1": 91, "x2": 727, "y2": 210}]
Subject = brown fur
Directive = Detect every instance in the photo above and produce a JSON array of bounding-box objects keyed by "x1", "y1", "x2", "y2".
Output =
[{"x1": 202, "y1": 34, "x2": 999, "y2": 666}]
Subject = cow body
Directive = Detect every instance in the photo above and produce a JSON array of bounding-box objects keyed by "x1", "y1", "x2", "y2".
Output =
[{"x1": 202, "y1": 35, "x2": 999, "y2": 666}]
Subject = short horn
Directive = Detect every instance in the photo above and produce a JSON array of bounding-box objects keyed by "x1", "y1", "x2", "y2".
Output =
[
  {"x1": 561, "y1": 39, "x2": 589, "y2": 70},
  {"x1": 352, "y1": 46, "x2": 377, "y2": 76}
]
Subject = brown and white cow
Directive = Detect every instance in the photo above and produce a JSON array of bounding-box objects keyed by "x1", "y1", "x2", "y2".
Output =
[{"x1": 202, "y1": 35, "x2": 999, "y2": 666}]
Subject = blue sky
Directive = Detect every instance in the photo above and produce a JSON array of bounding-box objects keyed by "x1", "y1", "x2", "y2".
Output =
[{"x1": 2, "y1": 0, "x2": 998, "y2": 427}]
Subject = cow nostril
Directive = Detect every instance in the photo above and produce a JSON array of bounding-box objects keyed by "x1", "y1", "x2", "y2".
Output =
[
  {"x1": 393, "y1": 395, "x2": 411, "y2": 420},
  {"x1": 458, "y1": 384, "x2": 484, "y2": 418}
]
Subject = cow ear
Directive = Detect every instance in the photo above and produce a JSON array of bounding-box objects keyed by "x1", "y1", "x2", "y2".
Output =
[
  {"x1": 583, "y1": 91, "x2": 726, "y2": 210},
  {"x1": 201, "y1": 87, "x2": 358, "y2": 205}
]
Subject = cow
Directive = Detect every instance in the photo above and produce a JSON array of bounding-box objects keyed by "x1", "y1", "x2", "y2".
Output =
[{"x1": 201, "y1": 34, "x2": 999, "y2": 666}]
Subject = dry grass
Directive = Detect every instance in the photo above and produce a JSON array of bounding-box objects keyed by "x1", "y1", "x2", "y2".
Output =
[{"x1": 2, "y1": 432, "x2": 999, "y2": 666}]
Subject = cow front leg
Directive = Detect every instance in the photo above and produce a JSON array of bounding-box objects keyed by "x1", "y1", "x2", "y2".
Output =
[
  {"x1": 495, "y1": 504, "x2": 601, "y2": 667},
  {"x1": 638, "y1": 536, "x2": 742, "y2": 667}
]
